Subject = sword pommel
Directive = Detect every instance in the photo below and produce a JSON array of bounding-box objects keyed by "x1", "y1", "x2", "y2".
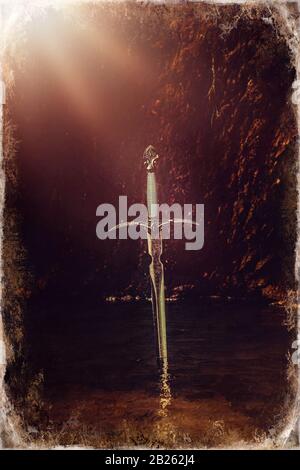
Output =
[{"x1": 143, "y1": 145, "x2": 159, "y2": 172}]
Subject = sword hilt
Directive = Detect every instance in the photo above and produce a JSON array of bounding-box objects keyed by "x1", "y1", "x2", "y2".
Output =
[{"x1": 144, "y1": 145, "x2": 159, "y2": 222}]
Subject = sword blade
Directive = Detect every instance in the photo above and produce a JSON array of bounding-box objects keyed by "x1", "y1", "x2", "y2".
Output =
[{"x1": 147, "y1": 234, "x2": 167, "y2": 361}]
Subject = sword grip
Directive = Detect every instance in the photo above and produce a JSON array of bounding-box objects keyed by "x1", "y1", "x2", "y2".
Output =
[{"x1": 147, "y1": 172, "x2": 158, "y2": 220}]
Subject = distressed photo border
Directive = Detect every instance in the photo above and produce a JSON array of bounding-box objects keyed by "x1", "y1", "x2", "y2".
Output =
[{"x1": 0, "y1": 0, "x2": 299, "y2": 449}]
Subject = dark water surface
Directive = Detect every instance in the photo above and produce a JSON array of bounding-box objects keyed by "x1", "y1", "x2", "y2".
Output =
[{"x1": 28, "y1": 298, "x2": 292, "y2": 447}]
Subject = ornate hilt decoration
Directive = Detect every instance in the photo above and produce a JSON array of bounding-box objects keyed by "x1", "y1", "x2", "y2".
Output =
[{"x1": 143, "y1": 145, "x2": 159, "y2": 172}]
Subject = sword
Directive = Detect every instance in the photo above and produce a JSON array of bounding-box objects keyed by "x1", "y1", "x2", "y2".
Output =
[
  {"x1": 107, "y1": 144, "x2": 198, "y2": 368},
  {"x1": 143, "y1": 145, "x2": 168, "y2": 364},
  {"x1": 107, "y1": 145, "x2": 171, "y2": 414}
]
